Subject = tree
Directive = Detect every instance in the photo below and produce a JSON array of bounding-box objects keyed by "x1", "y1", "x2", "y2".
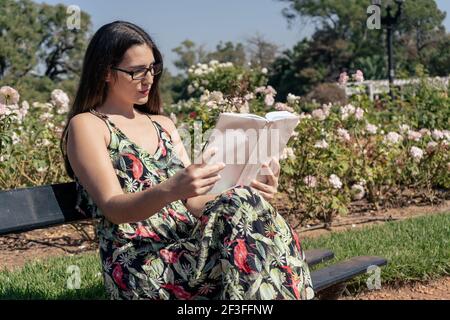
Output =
[
  {"x1": 172, "y1": 39, "x2": 208, "y2": 72},
  {"x1": 0, "y1": 0, "x2": 92, "y2": 102},
  {"x1": 272, "y1": 0, "x2": 449, "y2": 98},
  {"x1": 245, "y1": 33, "x2": 280, "y2": 69},
  {"x1": 0, "y1": 0, "x2": 43, "y2": 79},
  {"x1": 205, "y1": 41, "x2": 247, "y2": 67},
  {"x1": 38, "y1": 3, "x2": 91, "y2": 81}
]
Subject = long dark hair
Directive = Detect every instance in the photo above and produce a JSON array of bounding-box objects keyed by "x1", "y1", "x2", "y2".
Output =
[{"x1": 60, "y1": 21, "x2": 164, "y2": 179}]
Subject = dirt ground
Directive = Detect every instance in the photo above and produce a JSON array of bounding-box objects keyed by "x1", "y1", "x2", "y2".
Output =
[
  {"x1": 340, "y1": 276, "x2": 450, "y2": 300},
  {"x1": 0, "y1": 200, "x2": 449, "y2": 300}
]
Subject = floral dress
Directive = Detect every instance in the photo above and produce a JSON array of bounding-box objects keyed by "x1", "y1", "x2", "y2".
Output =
[{"x1": 74, "y1": 108, "x2": 315, "y2": 300}]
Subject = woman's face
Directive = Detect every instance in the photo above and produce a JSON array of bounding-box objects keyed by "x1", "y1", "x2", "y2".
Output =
[{"x1": 106, "y1": 44, "x2": 156, "y2": 106}]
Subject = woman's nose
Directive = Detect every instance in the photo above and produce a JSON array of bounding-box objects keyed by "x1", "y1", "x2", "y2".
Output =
[{"x1": 142, "y1": 71, "x2": 154, "y2": 85}]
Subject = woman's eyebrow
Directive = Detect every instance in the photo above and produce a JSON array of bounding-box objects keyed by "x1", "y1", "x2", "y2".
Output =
[{"x1": 129, "y1": 61, "x2": 156, "y2": 68}]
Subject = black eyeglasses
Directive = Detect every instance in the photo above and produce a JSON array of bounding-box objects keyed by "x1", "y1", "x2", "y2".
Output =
[{"x1": 112, "y1": 62, "x2": 163, "y2": 80}]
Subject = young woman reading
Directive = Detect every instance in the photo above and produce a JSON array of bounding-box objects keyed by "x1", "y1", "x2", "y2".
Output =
[{"x1": 61, "y1": 20, "x2": 314, "y2": 300}]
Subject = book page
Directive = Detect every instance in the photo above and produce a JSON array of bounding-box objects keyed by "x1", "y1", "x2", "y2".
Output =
[
  {"x1": 202, "y1": 111, "x2": 299, "y2": 194},
  {"x1": 241, "y1": 111, "x2": 299, "y2": 185},
  {"x1": 202, "y1": 113, "x2": 267, "y2": 194}
]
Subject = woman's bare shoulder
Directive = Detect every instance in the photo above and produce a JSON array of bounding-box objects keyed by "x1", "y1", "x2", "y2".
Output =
[
  {"x1": 151, "y1": 114, "x2": 177, "y2": 135},
  {"x1": 69, "y1": 111, "x2": 110, "y2": 147}
]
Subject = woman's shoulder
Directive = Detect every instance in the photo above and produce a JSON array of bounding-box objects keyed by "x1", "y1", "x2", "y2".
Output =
[
  {"x1": 151, "y1": 114, "x2": 177, "y2": 136},
  {"x1": 69, "y1": 111, "x2": 110, "y2": 147}
]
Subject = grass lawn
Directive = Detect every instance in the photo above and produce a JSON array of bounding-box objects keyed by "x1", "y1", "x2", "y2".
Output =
[{"x1": 0, "y1": 212, "x2": 448, "y2": 299}]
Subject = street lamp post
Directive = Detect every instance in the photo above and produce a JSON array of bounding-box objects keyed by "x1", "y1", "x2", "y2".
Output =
[{"x1": 372, "y1": 0, "x2": 405, "y2": 96}]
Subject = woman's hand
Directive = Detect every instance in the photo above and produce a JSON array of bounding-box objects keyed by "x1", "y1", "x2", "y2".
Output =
[
  {"x1": 162, "y1": 148, "x2": 225, "y2": 202},
  {"x1": 250, "y1": 157, "x2": 280, "y2": 201}
]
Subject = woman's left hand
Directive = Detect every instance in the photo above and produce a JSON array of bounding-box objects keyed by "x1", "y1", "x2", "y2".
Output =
[{"x1": 250, "y1": 157, "x2": 280, "y2": 201}]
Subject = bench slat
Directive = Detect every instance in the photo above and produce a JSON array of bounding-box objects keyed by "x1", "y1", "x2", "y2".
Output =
[
  {"x1": 311, "y1": 256, "x2": 388, "y2": 292},
  {"x1": 304, "y1": 249, "x2": 334, "y2": 267},
  {"x1": 0, "y1": 182, "x2": 86, "y2": 236}
]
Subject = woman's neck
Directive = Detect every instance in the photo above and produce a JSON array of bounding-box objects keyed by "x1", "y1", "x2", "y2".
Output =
[{"x1": 97, "y1": 95, "x2": 136, "y2": 119}]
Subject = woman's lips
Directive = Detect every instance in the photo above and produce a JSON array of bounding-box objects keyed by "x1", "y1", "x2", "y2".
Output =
[{"x1": 139, "y1": 89, "x2": 150, "y2": 95}]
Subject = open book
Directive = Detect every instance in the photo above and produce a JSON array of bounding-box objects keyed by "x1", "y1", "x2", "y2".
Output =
[{"x1": 200, "y1": 111, "x2": 299, "y2": 194}]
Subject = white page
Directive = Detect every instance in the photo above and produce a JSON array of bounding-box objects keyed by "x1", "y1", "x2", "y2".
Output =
[
  {"x1": 202, "y1": 111, "x2": 299, "y2": 194},
  {"x1": 240, "y1": 111, "x2": 299, "y2": 185}
]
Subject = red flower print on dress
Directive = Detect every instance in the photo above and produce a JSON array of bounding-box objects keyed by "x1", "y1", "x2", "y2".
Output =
[
  {"x1": 280, "y1": 265, "x2": 301, "y2": 299},
  {"x1": 226, "y1": 238, "x2": 253, "y2": 274},
  {"x1": 112, "y1": 263, "x2": 128, "y2": 290},
  {"x1": 200, "y1": 215, "x2": 209, "y2": 225},
  {"x1": 123, "y1": 153, "x2": 144, "y2": 180},
  {"x1": 130, "y1": 224, "x2": 161, "y2": 241},
  {"x1": 290, "y1": 226, "x2": 302, "y2": 252},
  {"x1": 168, "y1": 208, "x2": 189, "y2": 223},
  {"x1": 160, "y1": 283, "x2": 195, "y2": 299},
  {"x1": 159, "y1": 248, "x2": 186, "y2": 264},
  {"x1": 122, "y1": 153, "x2": 154, "y2": 187}
]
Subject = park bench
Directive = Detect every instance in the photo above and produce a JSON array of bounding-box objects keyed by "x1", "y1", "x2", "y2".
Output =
[{"x1": 0, "y1": 182, "x2": 388, "y2": 299}]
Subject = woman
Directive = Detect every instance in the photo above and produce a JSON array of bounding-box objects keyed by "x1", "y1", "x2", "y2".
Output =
[{"x1": 61, "y1": 20, "x2": 314, "y2": 300}]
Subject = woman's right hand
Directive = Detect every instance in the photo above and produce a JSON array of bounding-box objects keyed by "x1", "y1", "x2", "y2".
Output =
[{"x1": 162, "y1": 148, "x2": 225, "y2": 202}]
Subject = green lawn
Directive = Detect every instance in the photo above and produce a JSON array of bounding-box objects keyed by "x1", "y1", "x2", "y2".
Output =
[
  {"x1": 0, "y1": 212, "x2": 448, "y2": 299},
  {"x1": 303, "y1": 212, "x2": 450, "y2": 293}
]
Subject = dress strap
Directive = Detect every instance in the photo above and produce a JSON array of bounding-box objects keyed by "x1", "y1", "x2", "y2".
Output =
[
  {"x1": 144, "y1": 114, "x2": 163, "y2": 141},
  {"x1": 88, "y1": 108, "x2": 123, "y2": 151},
  {"x1": 88, "y1": 108, "x2": 116, "y2": 135}
]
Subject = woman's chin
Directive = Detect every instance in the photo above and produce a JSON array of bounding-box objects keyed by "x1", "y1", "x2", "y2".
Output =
[{"x1": 136, "y1": 96, "x2": 149, "y2": 104}]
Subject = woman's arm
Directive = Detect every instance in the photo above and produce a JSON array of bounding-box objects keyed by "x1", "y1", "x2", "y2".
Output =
[
  {"x1": 183, "y1": 194, "x2": 218, "y2": 217},
  {"x1": 153, "y1": 116, "x2": 281, "y2": 217},
  {"x1": 67, "y1": 113, "x2": 222, "y2": 224},
  {"x1": 152, "y1": 115, "x2": 221, "y2": 218}
]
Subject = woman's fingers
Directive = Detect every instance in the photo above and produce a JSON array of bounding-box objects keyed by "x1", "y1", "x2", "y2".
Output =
[
  {"x1": 196, "y1": 182, "x2": 219, "y2": 195},
  {"x1": 198, "y1": 146, "x2": 218, "y2": 166},
  {"x1": 262, "y1": 164, "x2": 278, "y2": 188},
  {"x1": 270, "y1": 157, "x2": 281, "y2": 177},
  {"x1": 251, "y1": 179, "x2": 275, "y2": 194},
  {"x1": 199, "y1": 162, "x2": 225, "y2": 178},
  {"x1": 252, "y1": 188, "x2": 273, "y2": 201},
  {"x1": 198, "y1": 174, "x2": 221, "y2": 188}
]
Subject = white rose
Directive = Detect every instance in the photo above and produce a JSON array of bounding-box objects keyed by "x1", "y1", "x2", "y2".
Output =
[
  {"x1": 365, "y1": 123, "x2": 378, "y2": 135},
  {"x1": 314, "y1": 139, "x2": 329, "y2": 149},
  {"x1": 409, "y1": 146, "x2": 424, "y2": 162},
  {"x1": 329, "y1": 174, "x2": 343, "y2": 189},
  {"x1": 51, "y1": 89, "x2": 70, "y2": 112},
  {"x1": 0, "y1": 86, "x2": 20, "y2": 105},
  {"x1": 303, "y1": 175, "x2": 317, "y2": 188},
  {"x1": 351, "y1": 184, "x2": 365, "y2": 200},
  {"x1": 312, "y1": 108, "x2": 326, "y2": 121},
  {"x1": 432, "y1": 129, "x2": 444, "y2": 140},
  {"x1": 407, "y1": 130, "x2": 422, "y2": 142},
  {"x1": 337, "y1": 128, "x2": 351, "y2": 142},
  {"x1": 384, "y1": 132, "x2": 403, "y2": 144}
]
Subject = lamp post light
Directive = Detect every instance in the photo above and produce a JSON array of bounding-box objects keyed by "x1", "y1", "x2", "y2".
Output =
[{"x1": 372, "y1": 0, "x2": 405, "y2": 96}]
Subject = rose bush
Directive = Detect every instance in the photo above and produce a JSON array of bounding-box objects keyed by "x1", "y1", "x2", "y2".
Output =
[{"x1": 1, "y1": 65, "x2": 448, "y2": 226}]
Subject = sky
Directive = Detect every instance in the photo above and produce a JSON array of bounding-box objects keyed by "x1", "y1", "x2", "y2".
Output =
[{"x1": 35, "y1": 0, "x2": 450, "y2": 74}]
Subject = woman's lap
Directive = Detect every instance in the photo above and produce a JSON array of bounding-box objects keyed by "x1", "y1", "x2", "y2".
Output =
[
  {"x1": 187, "y1": 185, "x2": 315, "y2": 300},
  {"x1": 106, "y1": 186, "x2": 314, "y2": 300}
]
